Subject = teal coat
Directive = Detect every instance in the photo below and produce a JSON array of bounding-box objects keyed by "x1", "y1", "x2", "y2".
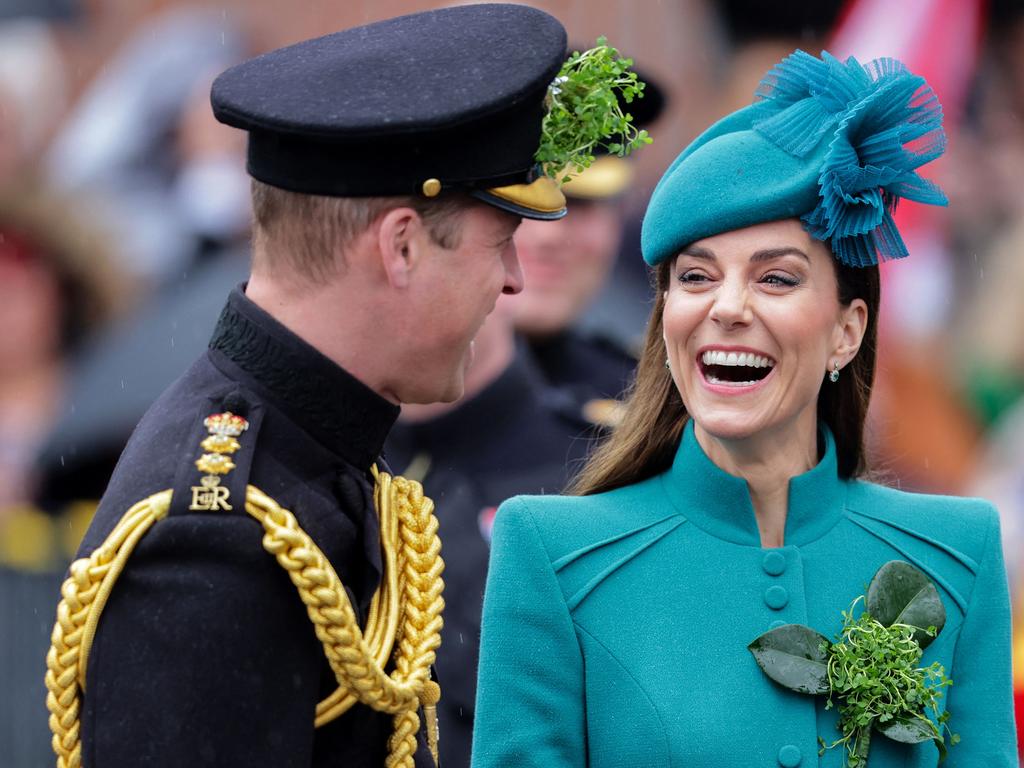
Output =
[{"x1": 472, "y1": 422, "x2": 1017, "y2": 767}]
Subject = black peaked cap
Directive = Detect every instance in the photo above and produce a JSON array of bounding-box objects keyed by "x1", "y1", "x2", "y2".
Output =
[{"x1": 211, "y1": 4, "x2": 567, "y2": 201}]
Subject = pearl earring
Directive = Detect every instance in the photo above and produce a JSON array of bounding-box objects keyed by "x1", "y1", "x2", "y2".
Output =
[
  {"x1": 829, "y1": 361, "x2": 840, "y2": 383},
  {"x1": 665, "y1": 358, "x2": 671, "y2": 371}
]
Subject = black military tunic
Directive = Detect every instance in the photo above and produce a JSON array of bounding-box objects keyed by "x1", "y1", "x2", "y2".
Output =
[
  {"x1": 75, "y1": 286, "x2": 432, "y2": 767},
  {"x1": 385, "y1": 349, "x2": 593, "y2": 768},
  {"x1": 526, "y1": 329, "x2": 638, "y2": 405}
]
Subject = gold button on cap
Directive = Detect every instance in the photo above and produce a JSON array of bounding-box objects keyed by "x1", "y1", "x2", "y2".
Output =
[{"x1": 422, "y1": 178, "x2": 442, "y2": 197}]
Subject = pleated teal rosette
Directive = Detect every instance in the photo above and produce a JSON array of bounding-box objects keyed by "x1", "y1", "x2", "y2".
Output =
[{"x1": 641, "y1": 50, "x2": 948, "y2": 268}]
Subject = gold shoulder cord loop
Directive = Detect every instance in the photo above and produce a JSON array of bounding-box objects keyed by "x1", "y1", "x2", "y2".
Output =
[{"x1": 45, "y1": 470, "x2": 444, "y2": 768}]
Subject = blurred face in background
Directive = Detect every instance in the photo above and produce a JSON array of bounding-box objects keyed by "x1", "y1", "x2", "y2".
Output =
[
  {"x1": 508, "y1": 198, "x2": 624, "y2": 337},
  {"x1": 0, "y1": 231, "x2": 63, "y2": 375}
]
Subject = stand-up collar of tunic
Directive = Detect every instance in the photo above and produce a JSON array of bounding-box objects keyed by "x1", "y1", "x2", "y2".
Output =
[
  {"x1": 207, "y1": 286, "x2": 400, "y2": 468},
  {"x1": 664, "y1": 419, "x2": 848, "y2": 548}
]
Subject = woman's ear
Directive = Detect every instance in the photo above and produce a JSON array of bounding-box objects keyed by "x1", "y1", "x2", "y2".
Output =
[
  {"x1": 377, "y1": 207, "x2": 423, "y2": 289},
  {"x1": 834, "y1": 298, "x2": 869, "y2": 366}
]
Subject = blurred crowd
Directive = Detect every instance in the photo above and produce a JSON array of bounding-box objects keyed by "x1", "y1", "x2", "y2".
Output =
[{"x1": 1, "y1": 0, "x2": 1022, "y2": 764}]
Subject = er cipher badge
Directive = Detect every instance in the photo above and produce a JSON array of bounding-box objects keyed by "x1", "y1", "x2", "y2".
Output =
[{"x1": 190, "y1": 411, "x2": 249, "y2": 511}]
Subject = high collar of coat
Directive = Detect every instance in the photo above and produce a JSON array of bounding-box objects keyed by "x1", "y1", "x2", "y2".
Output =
[{"x1": 663, "y1": 419, "x2": 848, "y2": 548}]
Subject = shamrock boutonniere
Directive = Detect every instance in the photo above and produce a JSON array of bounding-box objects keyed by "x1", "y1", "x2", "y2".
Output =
[
  {"x1": 536, "y1": 36, "x2": 652, "y2": 182},
  {"x1": 748, "y1": 561, "x2": 957, "y2": 767}
]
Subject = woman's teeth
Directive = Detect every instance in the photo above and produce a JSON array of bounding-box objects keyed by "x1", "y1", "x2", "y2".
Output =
[
  {"x1": 700, "y1": 350, "x2": 775, "y2": 369},
  {"x1": 700, "y1": 350, "x2": 776, "y2": 386}
]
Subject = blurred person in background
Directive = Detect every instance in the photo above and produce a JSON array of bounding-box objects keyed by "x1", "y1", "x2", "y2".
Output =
[
  {"x1": 0, "y1": 178, "x2": 127, "y2": 537},
  {"x1": 385, "y1": 297, "x2": 592, "y2": 768},
  {"x1": 0, "y1": 176, "x2": 128, "y2": 767},
  {"x1": 956, "y1": 4, "x2": 1024, "y2": 429},
  {"x1": 510, "y1": 65, "x2": 665, "y2": 421},
  {"x1": 45, "y1": 6, "x2": 250, "y2": 286},
  {"x1": 957, "y1": 2, "x2": 1024, "y2": 754},
  {"x1": 0, "y1": 16, "x2": 67, "y2": 181}
]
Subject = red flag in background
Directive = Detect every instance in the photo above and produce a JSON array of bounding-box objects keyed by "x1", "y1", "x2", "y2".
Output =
[
  {"x1": 827, "y1": 0, "x2": 989, "y2": 496},
  {"x1": 830, "y1": 0, "x2": 984, "y2": 342}
]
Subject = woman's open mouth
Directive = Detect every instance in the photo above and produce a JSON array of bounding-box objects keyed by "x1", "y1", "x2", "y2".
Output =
[{"x1": 698, "y1": 349, "x2": 776, "y2": 388}]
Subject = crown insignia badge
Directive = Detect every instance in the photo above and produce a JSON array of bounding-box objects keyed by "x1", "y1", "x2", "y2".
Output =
[
  {"x1": 203, "y1": 412, "x2": 249, "y2": 437},
  {"x1": 190, "y1": 410, "x2": 249, "y2": 512}
]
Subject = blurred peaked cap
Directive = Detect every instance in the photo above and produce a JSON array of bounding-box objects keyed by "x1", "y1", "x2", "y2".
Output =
[
  {"x1": 641, "y1": 50, "x2": 948, "y2": 268},
  {"x1": 210, "y1": 3, "x2": 569, "y2": 220},
  {"x1": 562, "y1": 59, "x2": 667, "y2": 201}
]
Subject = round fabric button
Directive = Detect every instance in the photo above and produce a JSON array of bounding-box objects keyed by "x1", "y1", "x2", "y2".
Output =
[
  {"x1": 762, "y1": 550, "x2": 786, "y2": 576},
  {"x1": 777, "y1": 744, "x2": 802, "y2": 767},
  {"x1": 764, "y1": 585, "x2": 789, "y2": 610},
  {"x1": 769, "y1": 619, "x2": 787, "y2": 630}
]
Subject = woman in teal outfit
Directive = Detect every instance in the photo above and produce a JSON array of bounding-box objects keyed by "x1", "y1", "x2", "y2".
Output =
[{"x1": 472, "y1": 51, "x2": 1017, "y2": 767}]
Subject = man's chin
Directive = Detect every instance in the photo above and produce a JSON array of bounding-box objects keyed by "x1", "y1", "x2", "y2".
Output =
[{"x1": 399, "y1": 373, "x2": 465, "y2": 406}]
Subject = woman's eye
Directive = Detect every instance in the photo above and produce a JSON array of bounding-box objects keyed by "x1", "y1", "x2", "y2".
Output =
[
  {"x1": 761, "y1": 272, "x2": 800, "y2": 287},
  {"x1": 677, "y1": 270, "x2": 711, "y2": 284}
]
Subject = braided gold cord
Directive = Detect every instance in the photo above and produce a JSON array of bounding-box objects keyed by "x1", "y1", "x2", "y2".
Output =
[
  {"x1": 45, "y1": 490, "x2": 173, "y2": 768},
  {"x1": 246, "y1": 476, "x2": 445, "y2": 768},
  {"x1": 46, "y1": 476, "x2": 443, "y2": 768},
  {"x1": 384, "y1": 476, "x2": 444, "y2": 768},
  {"x1": 314, "y1": 470, "x2": 404, "y2": 726}
]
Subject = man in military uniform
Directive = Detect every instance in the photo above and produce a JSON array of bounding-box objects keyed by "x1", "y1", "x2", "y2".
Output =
[
  {"x1": 44, "y1": 6, "x2": 574, "y2": 767},
  {"x1": 510, "y1": 69, "x2": 666, "y2": 421},
  {"x1": 385, "y1": 299, "x2": 592, "y2": 768}
]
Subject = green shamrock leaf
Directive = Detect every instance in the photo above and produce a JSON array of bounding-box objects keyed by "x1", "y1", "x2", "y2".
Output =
[
  {"x1": 867, "y1": 560, "x2": 946, "y2": 649},
  {"x1": 748, "y1": 624, "x2": 831, "y2": 694}
]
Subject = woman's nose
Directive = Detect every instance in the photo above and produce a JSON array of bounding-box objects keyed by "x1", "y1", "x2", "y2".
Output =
[{"x1": 708, "y1": 280, "x2": 752, "y2": 328}]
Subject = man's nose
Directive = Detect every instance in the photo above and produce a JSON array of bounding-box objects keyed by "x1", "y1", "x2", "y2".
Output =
[{"x1": 502, "y1": 243, "x2": 525, "y2": 295}]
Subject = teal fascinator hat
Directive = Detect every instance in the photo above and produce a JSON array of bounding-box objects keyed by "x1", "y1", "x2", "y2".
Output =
[{"x1": 641, "y1": 50, "x2": 948, "y2": 268}]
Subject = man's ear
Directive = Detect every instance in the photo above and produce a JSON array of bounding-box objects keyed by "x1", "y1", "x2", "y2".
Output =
[{"x1": 377, "y1": 207, "x2": 424, "y2": 289}]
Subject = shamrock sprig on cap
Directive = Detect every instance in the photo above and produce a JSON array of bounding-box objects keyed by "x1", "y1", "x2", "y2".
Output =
[
  {"x1": 536, "y1": 36, "x2": 652, "y2": 183},
  {"x1": 748, "y1": 561, "x2": 957, "y2": 767}
]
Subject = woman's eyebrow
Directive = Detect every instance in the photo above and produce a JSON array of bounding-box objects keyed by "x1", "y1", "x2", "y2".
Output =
[
  {"x1": 678, "y1": 245, "x2": 809, "y2": 263},
  {"x1": 680, "y1": 245, "x2": 715, "y2": 260},
  {"x1": 750, "y1": 247, "x2": 809, "y2": 263}
]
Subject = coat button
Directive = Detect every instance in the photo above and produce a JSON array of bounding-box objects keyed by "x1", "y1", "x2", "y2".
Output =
[
  {"x1": 764, "y1": 585, "x2": 789, "y2": 610},
  {"x1": 762, "y1": 550, "x2": 786, "y2": 575},
  {"x1": 769, "y1": 619, "x2": 787, "y2": 630},
  {"x1": 777, "y1": 744, "x2": 802, "y2": 766}
]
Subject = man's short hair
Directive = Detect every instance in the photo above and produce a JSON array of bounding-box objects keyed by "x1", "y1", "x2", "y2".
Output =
[{"x1": 250, "y1": 179, "x2": 476, "y2": 282}]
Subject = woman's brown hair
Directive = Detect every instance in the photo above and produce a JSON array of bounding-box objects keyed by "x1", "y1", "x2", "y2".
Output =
[{"x1": 569, "y1": 249, "x2": 880, "y2": 496}]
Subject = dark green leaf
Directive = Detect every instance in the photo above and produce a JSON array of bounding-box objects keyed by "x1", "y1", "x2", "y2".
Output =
[
  {"x1": 866, "y1": 560, "x2": 946, "y2": 648},
  {"x1": 936, "y1": 734, "x2": 949, "y2": 762},
  {"x1": 748, "y1": 624, "x2": 830, "y2": 694},
  {"x1": 877, "y1": 716, "x2": 937, "y2": 744}
]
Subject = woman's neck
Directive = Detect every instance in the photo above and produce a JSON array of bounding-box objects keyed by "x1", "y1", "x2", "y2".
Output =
[{"x1": 693, "y1": 416, "x2": 818, "y2": 548}]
